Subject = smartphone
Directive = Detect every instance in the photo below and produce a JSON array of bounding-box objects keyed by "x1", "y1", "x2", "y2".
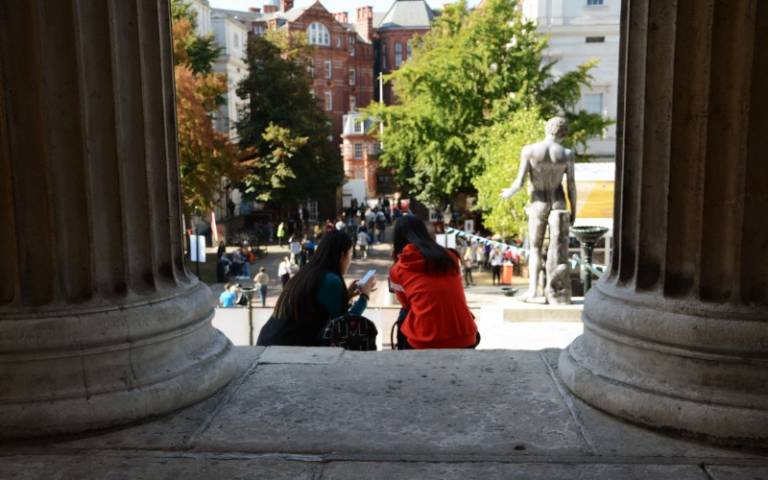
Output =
[{"x1": 359, "y1": 269, "x2": 376, "y2": 286}]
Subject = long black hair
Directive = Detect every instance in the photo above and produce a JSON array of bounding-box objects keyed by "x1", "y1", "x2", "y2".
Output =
[
  {"x1": 392, "y1": 215, "x2": 459, "y2": 275},
  {"x1": 274, "y1": 230, "x2": 353, "y2": 321}
]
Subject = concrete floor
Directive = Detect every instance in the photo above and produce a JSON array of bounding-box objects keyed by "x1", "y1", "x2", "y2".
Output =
[{"x1": 1, "y1": 347, "x2": 766, "y2": 479}]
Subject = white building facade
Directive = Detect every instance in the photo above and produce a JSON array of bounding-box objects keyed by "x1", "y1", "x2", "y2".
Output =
[
  {"x1": 188, "y1": 0, "x2": 212, "y2": 38},
  {"x1": 521, "y1": 0, "x2": 620, "y2": 161},
  {"x1": 211, "y1": 12, "x2": 248, "y2": 140}
]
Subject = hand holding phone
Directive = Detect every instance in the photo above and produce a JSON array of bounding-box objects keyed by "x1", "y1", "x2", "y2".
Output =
[
  {"x1": 359, "y1": 269, "x2": 376, "y2": 286},
  {"x1": 356, "y1": 270, "x2": 377, "y2": 297}
]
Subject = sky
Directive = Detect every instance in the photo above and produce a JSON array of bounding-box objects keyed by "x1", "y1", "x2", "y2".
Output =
[{"x1": 210, "y1": 0, "x2": 482, "y2": 16}]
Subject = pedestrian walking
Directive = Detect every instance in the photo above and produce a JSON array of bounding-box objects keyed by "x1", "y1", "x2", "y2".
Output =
[
  {"x1": 254, "y1": 267, "x2": 270, "y2": 307},
  {"x1": 376, "y1": 209, "x2": 386, "y2": 243},
  {"x1": 490, "y1": 247, "x2": 503, "y2": 285},
  {"x1": 357, "y1": 227, "x2": 370, "y2": 260},
  {"x1": 475, "y1": 241, "x2": 485, "y2": 272},
  {"x1": 276, "y1": 221, "x2": 286, "y2": 246},
  {"x1": 289, "y1": 236, "x2": 302, "y2": 265},
  {"x1": 278, "y1": 256, "x2": 292, "y2": 287},
  {"x1": 462, "y1": 245, "x2": 475, "y2": 287}
]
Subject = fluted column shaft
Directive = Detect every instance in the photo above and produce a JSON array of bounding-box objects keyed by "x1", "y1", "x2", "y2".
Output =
[
  {"x1": 0, "y1": 0, "x2": 236, "y2": 437},
  {"x1": 560, "y1": 0, "x2": 768, "y2": 443}
]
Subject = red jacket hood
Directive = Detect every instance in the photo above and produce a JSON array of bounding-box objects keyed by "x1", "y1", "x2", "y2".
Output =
[{"x1": 395, "y1": 244, "x2": 427, "y2": 273}]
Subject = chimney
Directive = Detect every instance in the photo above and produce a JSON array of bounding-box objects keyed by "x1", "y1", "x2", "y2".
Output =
[
  {"x1": 249, "y1": 7, "x2": 261, "y2": 13},
  {"x1": 280, "y1": 0, "x2": 293, "y2": 11},
  {"x1": 356, "y1": 6, "x2": 373, "y2": 42},
  {"x1": 334, "y1": 12, "x2": 349, "y2": 24},
  {"x1": 263, "y1": 4, "x2": 277, "y2": 13}
]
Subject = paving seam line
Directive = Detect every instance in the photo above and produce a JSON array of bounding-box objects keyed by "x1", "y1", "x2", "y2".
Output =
[
  {"x1": 699, "y1": 464, "x2": 718, "y2": 480},
  {"x1": 537, "y1": 350, "x2": 598, "y2": 454},
  {"x1": 7, "y1": 449, "x2": 765, "y2": 466},
  {"x1": 182, "y1": 356, "x2": 264, "y2": 450}
]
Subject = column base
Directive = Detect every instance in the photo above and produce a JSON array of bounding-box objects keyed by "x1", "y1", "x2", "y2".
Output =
[
  {"x1": 559, "y1": 285, "x2": 768, "y2": 445},
  {"x1": 0, "y1": 282, "x2": 237, "y2": 438}
]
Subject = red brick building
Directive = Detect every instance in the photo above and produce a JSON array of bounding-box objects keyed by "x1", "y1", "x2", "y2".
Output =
[
  {"x1": 341, "y1": 0, "x2": 436, "y2": 203},
  {"x1": 224, "y1": 0, "x2": 437, "y2": 206},
  {"x1": 230, "y1": 1, "x2": 376, "y2": 146},
  {"x1": 373, "y1": 0, "x2": 435, "y2": 105}
]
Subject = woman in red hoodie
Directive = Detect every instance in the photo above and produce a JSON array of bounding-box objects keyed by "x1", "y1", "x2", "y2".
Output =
[{"x1": 389, "y1": 215, "x2": 479, "y2": 349}]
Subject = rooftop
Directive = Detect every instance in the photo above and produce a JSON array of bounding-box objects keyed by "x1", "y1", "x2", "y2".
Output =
[{"x1": 376, "y1": 0, "x2": 435, "y2": 30}]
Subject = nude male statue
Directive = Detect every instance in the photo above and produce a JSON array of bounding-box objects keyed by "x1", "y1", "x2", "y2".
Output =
[{"x1": 501, "y1": 117, "x2": 576, "y2": 303}]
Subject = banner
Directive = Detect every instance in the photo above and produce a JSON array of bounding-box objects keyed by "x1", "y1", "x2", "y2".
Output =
[{"x1": 189, "y1": 235, "x2": 206, "y2": 263}]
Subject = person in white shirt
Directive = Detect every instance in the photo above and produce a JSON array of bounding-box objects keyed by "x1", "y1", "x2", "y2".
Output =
[
  {"x1": 278, "y1": 256, "x2": 292, "y2": 287},
  {"x1": 475, "y1": 242, "x2": 486, "y2": 272},
  {"x1": 490, "y1": 247, "x2": 504, "y2": 285},
  {"x1": 357, "y1": 228, "x2": 370, "y2": 259},
  {"x1": 462, "y1": 244, "x2": 475, "y2": 287},
  {"x1": 254, "y1": 267, "x2": 270, "y2": 307}
]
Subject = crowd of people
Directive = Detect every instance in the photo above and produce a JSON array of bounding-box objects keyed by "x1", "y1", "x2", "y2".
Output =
[
  {"x1": 217, "y1": 195, "x2": 522, "y2": 350},
  {"x1": 457, "y1": 238, "x2": 523, "y2": 287}
]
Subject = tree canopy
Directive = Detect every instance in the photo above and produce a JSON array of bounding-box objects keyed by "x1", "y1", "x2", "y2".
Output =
[
  {"x1": 171, "y1": 0, "x2": 240, "y2": 214},
  {"x1": 236, "y1": 32, "x2": 343, "y2": 205},
  {"x1": 473, "y1": 108, "x2": 542, "y2": 237},
  {"x1": 365, "y1": 0, "x2": 610, "y2": 226}
]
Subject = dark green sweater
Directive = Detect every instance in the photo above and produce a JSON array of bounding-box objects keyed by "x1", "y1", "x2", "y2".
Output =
[
  {"x1": 315, "y1": 272, "x2": 367, "y2": 318},
  {"x1": 257, "y1": 272, "x2": 367, "y2": 346}
]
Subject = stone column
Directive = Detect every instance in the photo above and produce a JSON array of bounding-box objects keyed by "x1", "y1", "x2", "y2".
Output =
[
  {"x1": 0, "y1": 1, "x2": 236, "y2": 437},
  {"x1": 560, "y1": 0, "x2": 768, "y2": 442}
]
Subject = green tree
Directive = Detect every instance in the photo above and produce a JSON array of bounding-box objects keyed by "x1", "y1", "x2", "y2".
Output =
[
  {"x1": 171, "y1": 0, "x2": 240, "y2": 214},
  {"x1": 365, "y1": 0, "x2": 610, "y2": 209},
  {"x1": 236, "y1": 32, "x2": 343, "y2": 204},
  {"x1": 171, "y1": 1, "x2": 222, "y2": 75},
  {"x1": 473, "y1": 109, "x2": 542, "y2": 237}
]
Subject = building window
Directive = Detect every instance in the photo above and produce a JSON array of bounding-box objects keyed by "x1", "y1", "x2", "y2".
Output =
[
  {"x1": 324, "y1": 59, "x2": 332, "y2": 79},
  {"x1": 325, "y1": 91, "x2": 333, "y2": 111},
  {"x1": 308, "y1": 22, "x2": 330, "y2": 46},
  {"x1": 349, "y1": 68, "x2": 356, "y2": 86},
  {"x1": 336, "y1": 37, "x2": 342, "y2": 48},
  {"x1": 395, "y1": 42, "x2": 403, "y2": 67},
  {"x1": 587, "y1": 0, "x2": 604, "y2": 5},
  {"x1": 354, "y1": 121, "x2": 365, "y2": 134},
  {"x1": 354, "y1": 143, "x2": 363, "y2": 160},
  {"x1": 585, "y1": 36, "x2": 605, "y2": 43},
  {"x1": 349, "y1": 95, "x2": 356, "y2": 111},
  {"x1": 407, "y1": 40, "x2": 413, "y2": 59},
  {"x1": 308, "y1": 60, "x2": 315, "y2": 78},
  {"x1": 582, "y1": 93, "x2": 604, "y2": 115},
  {"x1": 381, "y1": 44, "x2": 387, "y2": 70}
]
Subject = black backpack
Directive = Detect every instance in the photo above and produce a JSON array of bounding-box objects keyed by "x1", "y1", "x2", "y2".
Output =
[{"x1": 320, "y1": 313, "x2": 378, "y2": 351}]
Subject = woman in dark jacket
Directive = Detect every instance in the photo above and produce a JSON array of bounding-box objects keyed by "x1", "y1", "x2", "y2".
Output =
[
  {"x1": 257, "y1": 230, "x2": 376, "y2": 346},
  {"x1": 390, "y1": 215, "x2": 479, "y2": 349}
]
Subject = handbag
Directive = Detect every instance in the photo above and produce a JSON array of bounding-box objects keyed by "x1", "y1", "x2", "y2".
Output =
[{"x1": 320, "y1": 313, "x2": 378, "y2": 351}]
